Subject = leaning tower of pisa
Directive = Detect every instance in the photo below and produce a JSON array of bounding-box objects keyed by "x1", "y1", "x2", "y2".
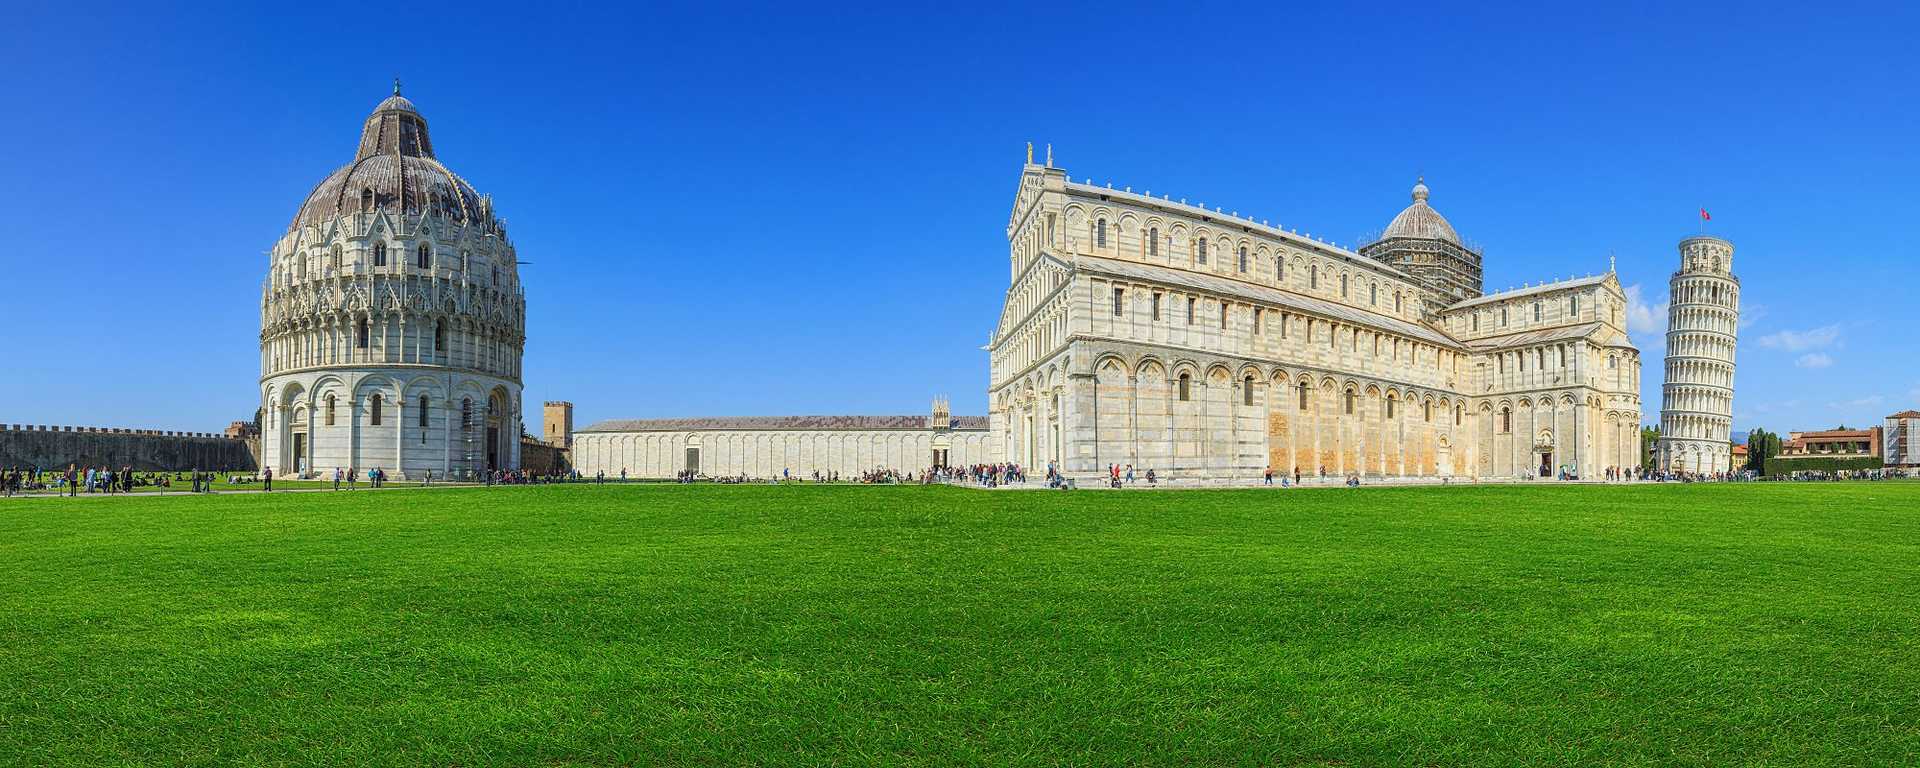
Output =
[{"x1": 1656, "y1": 236, "x2": 1740, "y2": 474}]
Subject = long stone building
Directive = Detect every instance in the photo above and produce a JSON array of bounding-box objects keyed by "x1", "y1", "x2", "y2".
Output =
[
  {"x1": 571, "y1": 400, "x2": 990, "y2": 479},
  {"x1": 989, "y1": 156, "x2": 1647, "y2": 482},
  {"x1": 258, "y1": 85, "x2": 526, "y2": 479}
]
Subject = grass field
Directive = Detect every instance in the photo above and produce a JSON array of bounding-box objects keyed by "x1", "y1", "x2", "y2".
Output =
[{"x1": 2, "y1": 483, "x2": 1917, "y2": 766}]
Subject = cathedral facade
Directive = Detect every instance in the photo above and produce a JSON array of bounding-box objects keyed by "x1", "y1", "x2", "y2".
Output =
[
  {"x1": 258, "y1": 87, "x2": 525, "y2": 479},
  {"x1": 988, "y1": 159, "x2": 1645, "y2": 483}
]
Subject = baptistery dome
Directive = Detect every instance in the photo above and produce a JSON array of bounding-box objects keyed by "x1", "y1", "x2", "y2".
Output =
[
  {"x1": 288, "y1": 90, "x2": 500, "y2": 235},
  {"x1": 258, "y1": 84, "x2": 525, "y2": 480}
]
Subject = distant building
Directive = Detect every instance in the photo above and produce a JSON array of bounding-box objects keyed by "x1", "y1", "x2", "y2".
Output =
[
  {"x1": 543, "y1": 401, "x2": 574, "y2": 449},
  {"x1": 1730, "y1": 443, "x2": 1748, "y2": 469},
  {"x1": 1778, "y1": 428, "x2": 1882, "y2": 461},
  {"x1": 1885, "y1": 411, "x2": 1920, "y2": 468},
  {"x1": 570, "y1": 399, "x2": 991, "y2": 479}
]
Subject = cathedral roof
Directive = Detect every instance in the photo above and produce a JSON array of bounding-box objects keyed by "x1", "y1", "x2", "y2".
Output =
[
  {"x1": 1447, "y1": 274, "x2": 1611, "y2": 310},
  {"x1": 1379, "y1": 178, "x2": 1462, "y2": 244},
  {"x1": 287, "y1": 86, "x2": 499, "y2": 234},
  {"x1": 1459, "y1": 322, "x2": 1606, "y2": 352},
  {"x1": 1072, "y1": 254, "x2": 1458, "y2": 347}
]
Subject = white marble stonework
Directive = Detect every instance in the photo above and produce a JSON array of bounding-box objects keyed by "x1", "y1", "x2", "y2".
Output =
[
  {"x1": 571, "y1": 410, "x2": 992, "y2": 479},
  {"x1": 257, "y1": 87, "x2": 525, "y2": 479},
  {"x1": 1655, "y1": 236, "x2": 1740, "y2": 474},
  {"x1": 989, "y1": 160, "x2": 1645, "y2": 483}
]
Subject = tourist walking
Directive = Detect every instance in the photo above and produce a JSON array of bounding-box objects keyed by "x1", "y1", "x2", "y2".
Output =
[
  {"x1": 263, "y1": 466, "x2": 272, "y2": 492},
  {"x1": 332, "y1": 467, "x2": 342, "y2": 491}
]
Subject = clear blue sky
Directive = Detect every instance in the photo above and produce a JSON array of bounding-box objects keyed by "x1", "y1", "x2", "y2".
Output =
[{"x1": 3, "y1": 2, "x2": 1915, "y2": 437}]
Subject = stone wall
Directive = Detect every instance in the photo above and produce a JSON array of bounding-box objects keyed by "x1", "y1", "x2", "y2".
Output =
[
  {"x1": 0, "y1": 424, "x2": 257, "y2": 472},
  {"x1": 520, "y1": 437, "x2": 568, "y2": 474}
]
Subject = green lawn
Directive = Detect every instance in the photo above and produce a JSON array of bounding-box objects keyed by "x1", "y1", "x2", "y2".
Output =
[{"x1": 2, "y1": 484, "x2": 1917, "y2": 766}]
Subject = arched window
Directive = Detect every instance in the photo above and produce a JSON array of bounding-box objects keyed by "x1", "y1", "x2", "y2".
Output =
[
  {"x1": 360, "y1": 188, "x2": 373, "y2": 211},
  {"x1": 1196, "y1": 237, "x2": 1208, "y2": 264},
  {"x1": 329, "y1": 247, "x2": 342, "y2": 271},
  {"x1": 1571, "y1": 295, "x2": 1581, "y2": 315},
  {"x1": 1395, "y1": 293, "x2": 1403, "y2": 313},
  {"x1": 1243, "y1": 376, "x2": 1255, "y2": 406},
  {"x1": 1455, "y1": 405, "x2": 1463, "y2": 426},
  {"x1": 492, "y1": 266, "x2": 500, "y2": 286},
  {"x1": 1500, "y1": 407, "x2": 1512, "y2": 434},
  {"x1": 356, "y1": 318, "x2": 369, "y2": 348},
  {"x1": 373, "y1": 242, "x2": 387, "y2": 267},
  {"x1": 1238, "y1": 247, "x2": 1248, "y2": 273},
  {"x1": 1370, "y1": 284, "x2": 1377, "y2": 305},
  {"x1": 418, "y1": 395, "x2": 429, "y2": 427},
  {"x1": 1473, "y1": 313, "x2": 1480, "y2": 331},
  {"x1": 1096, "y1": 218, "x2": 1107, "y2": 248},
  {"x1": 417, "y1": 244, "x2": 431, "y2": 269},
  {"x1": 1424, "y1": 401, "x2": 1433, "y2": 422},
  {"x1": 1534, "y1": 302, "x2": 1542, "y2": 322},
  {"x1": 1298, "y1": 380, "x2": 1311, "y2": 411},
  {"x1": 1276, "y1": 257, "x2": 1285, "y2": 281},
  {"x1": 1310, "y1": 264, "x2": 1319, "y2": 289},
  {"x1": 1344, "y1": 389, "x2": 1356, "y2": 415},
  {"x1": 325, "y1": 395, "x2": 337, "y2": 426},
  {"x1": 1178, "y1": 373, "x2": 1192, "y2": 401},
  {"x1": 1340, "y1": 274, "x2": 1348, "y2": 297},
  {"x1": 370, "y1": 394, "x2": 383, "y2": 426},
  {"x1": 1500, "y1": 307, "x2": 1509, "y2": 326},
  {"x1": 1148, "y1": 227, "x2": 1158, "y2": 257},
  {"x1": 434, "y1": 320, "x2": 446, "y2": 352},
  {"x1": 1386, "y1": 395, "x2": 1396, "y2": 419}
]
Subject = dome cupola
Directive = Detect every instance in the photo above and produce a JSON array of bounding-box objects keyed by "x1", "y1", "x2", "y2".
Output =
[
  {"x1": 286, "y1": 82, "x2": 499, "y2": 235},
  {"x1": 1380, "y1": 176, "x2": 1461, "y2": 244}
]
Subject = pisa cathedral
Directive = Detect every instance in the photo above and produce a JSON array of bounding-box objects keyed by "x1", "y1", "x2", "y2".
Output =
[
  {"x1": 258, "y1": 86, "x2": 525, "y2": 478},
  {"x1": 990, "y1": 157, "x2": 1650, "y2": 483}
]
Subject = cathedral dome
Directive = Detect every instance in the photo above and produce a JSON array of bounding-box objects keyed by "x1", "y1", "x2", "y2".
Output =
[
  {"x1": 1380, "y1": 177, "x2": 1461, "y2": 244},
  {"x1": 286, "y1": 86, "x2": 497, "y2": 234}
]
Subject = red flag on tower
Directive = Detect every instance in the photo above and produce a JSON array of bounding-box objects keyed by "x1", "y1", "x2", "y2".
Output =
[{"x1": 1700, "y1": 208, "x2": 1711, "y2": 221}]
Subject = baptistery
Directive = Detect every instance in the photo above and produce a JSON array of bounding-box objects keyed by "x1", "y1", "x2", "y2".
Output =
[{"x1": 259, "y1": 84, "x2": 525, "y2": 478}]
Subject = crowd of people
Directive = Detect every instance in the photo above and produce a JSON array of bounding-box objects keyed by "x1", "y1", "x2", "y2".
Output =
[
  {"x1": 6, "y1": 461, "x2": 1915, "y2": 497},
  {"x1": 0, "y1": 465, "x2": 245, "y2": 496}
]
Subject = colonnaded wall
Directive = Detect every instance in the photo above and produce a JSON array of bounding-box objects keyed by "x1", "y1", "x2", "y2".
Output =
[{"x1": 0, "y1": 424, "x2": 258, "y2": 472}]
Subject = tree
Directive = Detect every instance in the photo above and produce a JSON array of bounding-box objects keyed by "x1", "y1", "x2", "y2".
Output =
[
  {"x1": 1640, "y1": 425, "x2": 1661, "y2": 472},
  {"x1": 1745, "y1": 428, "x2": 1782, "y2": 474}
]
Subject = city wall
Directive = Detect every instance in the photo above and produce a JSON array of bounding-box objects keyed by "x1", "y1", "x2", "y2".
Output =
[{"x1": 0, "y1": 424, "x2": 258, "y2": 472}]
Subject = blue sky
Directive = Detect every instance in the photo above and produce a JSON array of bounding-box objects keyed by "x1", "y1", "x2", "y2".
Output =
[{"x1": 2, "y1": 1, "x2": 1915, "y2": 436}]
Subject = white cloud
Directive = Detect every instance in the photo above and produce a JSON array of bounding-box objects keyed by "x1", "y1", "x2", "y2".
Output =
[
  {"x1": 1759, "y1": 324, "x2": 1842, "y2": 352},
  {"x1": 1828, "y1": 395, "x2": 1885, "y2": 410},
  {"x1": 1738, "y1": 303, "x2": 1768, "y2": 330},
  {"x1": 1795, "y1": 353, "x2": 1833, "y2": 369},
  {"x1": 1623, "y1": 283, "x2": 1667, "y2": 337}
]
